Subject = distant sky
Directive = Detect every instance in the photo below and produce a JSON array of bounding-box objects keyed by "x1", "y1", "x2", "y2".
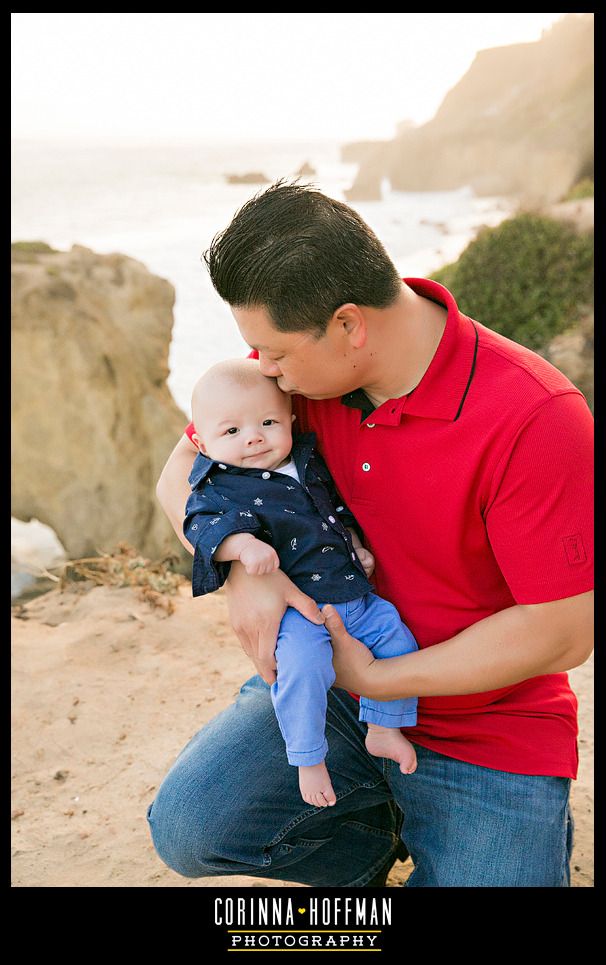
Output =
[{"x1": 12, "y1": 12, "x2": 571, "y2": 142}]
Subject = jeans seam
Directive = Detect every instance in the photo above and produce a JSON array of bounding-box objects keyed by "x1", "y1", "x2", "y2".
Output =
[
  {"x1": 342, "y1": 820, "x2": 400, "y2": 841},
  {"x1": 559, "y1": 792, "x2": 574, "y2": 886},
  {"x1": 265, "y1": 777, "x2": 387, "y2": 847}
]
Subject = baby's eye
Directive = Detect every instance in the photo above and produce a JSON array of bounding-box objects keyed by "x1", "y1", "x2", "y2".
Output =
[
  {"x1": 225, "y1": 427, "x2": 239, "y2": 435},
  {"x1": 263, "y1": 419, "x2": 278, "y2": 426}
]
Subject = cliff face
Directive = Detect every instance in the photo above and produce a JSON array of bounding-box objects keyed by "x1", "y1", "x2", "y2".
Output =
[
  {"x1": 345, "y1": 14, "x2": 593, "y2": 203},
  {"x1": 11, "y1": 243, "x2": 189, "y2": 561}
]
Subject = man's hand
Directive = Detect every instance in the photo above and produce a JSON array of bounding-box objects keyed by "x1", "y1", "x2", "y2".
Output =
[
  {"x1": 238, "y1": 539, "x2": 280, "y2": 576},
  {"x1": 224, "y1": 562, "x2": 325, "y2": 685},
  {"x1": 355, "y1": 546, "x2": 375, "y2": 578},
  {"x1": 322, "y1": 604, "x2": 384, "y2": 698}
]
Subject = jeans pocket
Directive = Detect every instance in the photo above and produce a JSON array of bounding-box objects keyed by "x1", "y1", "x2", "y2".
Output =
[{"x1": 266, "y1": 833, "x2": 333, "y2": 870}]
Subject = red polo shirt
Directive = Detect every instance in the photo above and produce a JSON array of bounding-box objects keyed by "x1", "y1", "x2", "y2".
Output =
[{"x1": 185, "y1": 278, "x2": 593, "y2": 778}]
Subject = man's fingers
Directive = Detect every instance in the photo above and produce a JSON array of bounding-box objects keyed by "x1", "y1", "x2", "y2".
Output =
[
  {"x1": 234, "y1": 629, "x2": 254, "y2": 660},
  {"x1": 256, "y1": 624, "x2": 279, "y2": 685},
  {"x1": 258, "y1": 665, "x2": 277, "y2": 686},
  {"x1": 236, "y1": 628, "x2": 276, "y2": 684},
  {"x1": 287, "y1": 588, "x2": 326, "y2": 625},
  {"x1": 322, "y1": 604, "x2": 346, "y2": 636}
]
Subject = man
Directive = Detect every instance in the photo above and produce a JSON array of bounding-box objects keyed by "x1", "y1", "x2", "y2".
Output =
[{"x1": 148, "y1": 181, "x2": 593, "y2": 887}]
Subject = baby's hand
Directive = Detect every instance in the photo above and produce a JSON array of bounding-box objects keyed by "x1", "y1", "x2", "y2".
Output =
[
  {"x1": 238, "y1": 539, "x2": 281, "y2": 576},
  {"x1": 355, "y1": 546, "x2": 375, "y2": 578}
]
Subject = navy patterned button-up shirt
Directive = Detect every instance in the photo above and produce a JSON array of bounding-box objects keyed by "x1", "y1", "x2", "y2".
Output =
[{"x1": 184, "y1": 431, "x2": 373, "y2": 602}]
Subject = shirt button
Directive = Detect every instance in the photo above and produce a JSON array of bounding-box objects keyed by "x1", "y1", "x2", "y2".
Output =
[
  {"x1": 366, "y1": 423, "x2": 375, "y2": 428},
  {"x1": 362, "y1": 462, "x2": 371, "y2": 472},
  {"x1": 218, "y1": 463, "x2": 227, "y2": 470},
  {"x1": 336, "y1": 506, "x2": 344, "y2": 512},
  {"x1": 351, "y1": 552, "x2": 356, "y2": 561},
  {"x1": 262, "y1": 472, "x2": 271, "y2": 479},
  {"x1": 328, "y1": 515, "x2": 336, "y2": 523}
]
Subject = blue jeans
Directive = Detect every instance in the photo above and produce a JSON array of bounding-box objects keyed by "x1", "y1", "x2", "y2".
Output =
[
  {"x1": 146, "y1": 675, "x2": 574, "y2": 887},
  {"x1": 273, "y1": 593, "x2": 418, "y2": 766}
]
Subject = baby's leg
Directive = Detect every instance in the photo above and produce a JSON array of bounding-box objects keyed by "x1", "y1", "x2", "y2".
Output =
[
  {"x1": 271, "y1": 607, "x2": 337, "y2": 807},
  {"x1": 344, "y1": 594, "x2": 420, "y2": 774}
]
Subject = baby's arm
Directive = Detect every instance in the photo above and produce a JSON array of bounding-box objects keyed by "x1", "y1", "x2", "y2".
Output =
[
  {"x1": 214, "y1": 533, "x2": 280, "y2": 576},
  {"x1": 346, "y1": 527, "x2": 375, "y2": 577}
]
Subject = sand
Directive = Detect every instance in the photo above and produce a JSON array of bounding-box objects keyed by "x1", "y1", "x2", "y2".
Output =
[{"x1": 11, "y1": 580, "x2": 594, "y2": 888}]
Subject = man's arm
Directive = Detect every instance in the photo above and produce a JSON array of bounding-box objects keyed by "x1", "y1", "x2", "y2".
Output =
[
  {"x1": 156, "y1": 433, "x2": 198, "y2": 555},
  {"x1": 324, "y1": 590, "x2": 594, "y2": 701}
]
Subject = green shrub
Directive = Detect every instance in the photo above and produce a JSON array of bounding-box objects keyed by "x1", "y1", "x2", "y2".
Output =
[
  {"x1": 11, "y1": 240, "x2": 59, "y2": 254},
  {"x1": 430, "y1": 213, "x2": 593, "y2": 350},
  {"x1": 563, "y1": 178, "x2": 594, "y2": 201}
]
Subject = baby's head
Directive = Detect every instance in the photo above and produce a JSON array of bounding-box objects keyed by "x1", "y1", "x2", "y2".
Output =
[{"x1": 190, "y1": 358, "x2": 296, "y2": 471}]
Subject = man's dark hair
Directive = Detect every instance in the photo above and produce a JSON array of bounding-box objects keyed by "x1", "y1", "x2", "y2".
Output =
[{"x1": 202, "y1": 179, "x2": 402, "y2": 339}]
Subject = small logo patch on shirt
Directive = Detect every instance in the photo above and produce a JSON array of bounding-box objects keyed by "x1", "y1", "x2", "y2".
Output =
[{"x1": 563, "y1": 534, "x2": 587, "y2": 565}]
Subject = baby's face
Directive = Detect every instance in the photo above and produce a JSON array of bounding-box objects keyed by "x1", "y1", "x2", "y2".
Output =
[{"x1": 193, "y1": 378, "x2": 294, "y2": 471}]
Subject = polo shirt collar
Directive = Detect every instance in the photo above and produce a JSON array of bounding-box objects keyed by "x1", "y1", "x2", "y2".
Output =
[{"x1": 341, "y1": 278, "x2": 478, "y2": 424}]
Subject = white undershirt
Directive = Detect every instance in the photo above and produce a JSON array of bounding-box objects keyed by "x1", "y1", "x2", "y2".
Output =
[{"x1": 274, "y1": 456, "x2": 301, "y2": 483}]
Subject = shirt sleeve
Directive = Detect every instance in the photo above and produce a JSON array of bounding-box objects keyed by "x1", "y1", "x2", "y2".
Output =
[
  {"x1": 484, "y1": 391, "x2": 594, "y2": 604},
  {"x1": 183, "y1": 491, "x2": 262, "y2": 596}
]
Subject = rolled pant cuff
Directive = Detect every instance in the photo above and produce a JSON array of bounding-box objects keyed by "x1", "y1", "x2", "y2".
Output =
[
  {"x1": 286, "y1": 739, "x2": 329, "y2": 766},
  {"x1": 359, "y1": 709, "x2": 418, "y2": 728}
]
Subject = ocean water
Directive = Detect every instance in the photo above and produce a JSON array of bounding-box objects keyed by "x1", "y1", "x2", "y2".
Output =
[
  {"x1": 11, "y1": 136, "x2": 514, "y2": 589},
  {"x1": 11, "y1": 136, "x2": 514, "y2": 415}
]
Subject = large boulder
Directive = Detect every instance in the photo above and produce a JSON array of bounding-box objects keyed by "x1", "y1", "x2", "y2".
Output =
[{"x1": 11, "y1": 243, "x2": 190, "y2": 562}]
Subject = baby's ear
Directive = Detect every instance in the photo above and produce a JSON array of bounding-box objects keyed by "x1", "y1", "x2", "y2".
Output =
[
  {"x1": 291, "y1": 414, "x2": 296, "y2": 423},
  {"x1": 191, "y1": 432, "x2": 206, "y2": 454}
]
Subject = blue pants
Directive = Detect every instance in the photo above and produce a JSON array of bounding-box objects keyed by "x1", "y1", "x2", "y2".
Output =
[
  {"x1": 146, "y1": 676, "x2": 574, "y2": 886},
  {"x1": 271, "y1": 592, "x2": 418, "y2": 766}
]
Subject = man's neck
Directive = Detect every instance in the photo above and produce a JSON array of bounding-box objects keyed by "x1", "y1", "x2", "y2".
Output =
[{"x1": 360, "y1": 286, "x2": 447, "y2": 409}]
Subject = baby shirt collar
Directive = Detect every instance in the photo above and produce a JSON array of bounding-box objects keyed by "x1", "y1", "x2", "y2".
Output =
[{"x1": 188, "y1": 431, "x2": 318, "y2": 489}]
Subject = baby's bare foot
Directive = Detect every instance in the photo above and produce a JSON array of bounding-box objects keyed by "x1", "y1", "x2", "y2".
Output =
[
  {"x1": 299, "y1": 761, "x2": 337, "y2": 808},
  {"x1": 365, "y1": 724, "x2": 418, "y2": 774}
]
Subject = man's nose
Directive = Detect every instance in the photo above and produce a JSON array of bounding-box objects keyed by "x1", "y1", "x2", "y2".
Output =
[{"x1": 258, "y1": 355, "x2": 281, "y2": 377}]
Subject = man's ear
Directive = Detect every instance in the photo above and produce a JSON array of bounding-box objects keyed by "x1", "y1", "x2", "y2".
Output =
[{"x1": 332, "y1": 303, "x2": 367, "y2": 349}]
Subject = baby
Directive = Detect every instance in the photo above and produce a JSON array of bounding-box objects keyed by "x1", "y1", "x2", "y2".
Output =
[{"x1": 184, "y1": 358, "x2": 419, "y2": 808}]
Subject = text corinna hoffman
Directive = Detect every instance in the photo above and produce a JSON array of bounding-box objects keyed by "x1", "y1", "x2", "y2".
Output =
[{"x1": 214, "y1": 896, "x2": 392, "y2": 926}]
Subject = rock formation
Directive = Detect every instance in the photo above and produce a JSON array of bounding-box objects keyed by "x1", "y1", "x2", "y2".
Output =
[
  {"x1": 345, "y1": 14, "x2": 593, "y2": 204},
  {"x1": 295, "y1": 161, "x2": 317, "y2": 177},
  {"x1": 11, "y1": 243, "x2": 190, "y2": 562},
  {"x1": 225, "y1": 172, "x2": 270, "y2": 184}
]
